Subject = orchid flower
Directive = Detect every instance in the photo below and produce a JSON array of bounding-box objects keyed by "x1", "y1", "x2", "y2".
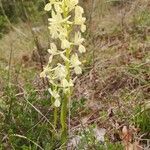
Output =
[{"x1": 42, "y1": 0, "x2": 86, "y2": 107}]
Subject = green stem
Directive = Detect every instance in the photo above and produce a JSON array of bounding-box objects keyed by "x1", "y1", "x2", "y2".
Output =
[
  {"x1": 60, "y1": 48, "x2": 71, "y2": 145},
  {"x1": 60, "y1": 1, "x2": 71, "y2": 146},
  {"x1": 60, "y1": 94, "x2": 68, "y2": 144}
]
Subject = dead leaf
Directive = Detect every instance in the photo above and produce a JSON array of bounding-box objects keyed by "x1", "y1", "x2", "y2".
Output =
[
  {"x1": 124, "y1": 142, "x2": 143, "y2": 150},
  {"x1": 122, "y1": 125, "x2": 132, "y2": 143},
  {"x1": 121, "y1": 125, "x2": 133, "y2": 150}
]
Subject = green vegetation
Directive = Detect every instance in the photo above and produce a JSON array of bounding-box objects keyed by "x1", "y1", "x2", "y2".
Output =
[
  {"x1": 0, "y1": 15, "x2": 8, "y2": 37},
  {"x1": 133, "y1": 105, "x2": 150, "y2": 133}
]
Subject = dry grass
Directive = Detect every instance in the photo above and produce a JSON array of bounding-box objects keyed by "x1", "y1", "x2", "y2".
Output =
[{"x1": 0, "y1": 23, "x2": 49, "y2": 65}]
